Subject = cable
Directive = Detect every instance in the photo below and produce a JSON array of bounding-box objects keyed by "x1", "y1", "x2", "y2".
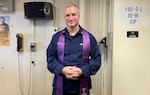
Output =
[
  {"x1": 27, "y1": 51, "x2": 31, "y2": 95},
  {"x1": 17, "y1": 51, "x2": 33, "y2": 95},
  {"x1": 28, "y1": 51, "x2": 34, "y2": 95},
  {"x1": 27, "y1": 7, "x2": 36, "y2": 95},
  {"x1": 18, "y1": 52, "x2": 23, "y2": 95},
  {"x1": 28, "y1": 51, "x2": 35, "y2": 95}
]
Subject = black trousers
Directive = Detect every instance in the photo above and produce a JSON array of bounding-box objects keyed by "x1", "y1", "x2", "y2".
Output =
[
  {"x1": 63, "y1": 92, "x2": 79, "y2": 95},
  {"x1": 52, "y1": 89, "x2": 90, "y2": 95}
]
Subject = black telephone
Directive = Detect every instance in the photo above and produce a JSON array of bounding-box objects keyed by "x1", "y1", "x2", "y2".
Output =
[{"x1": 16, "y1": 33, "x2": 23, "y2": 52}]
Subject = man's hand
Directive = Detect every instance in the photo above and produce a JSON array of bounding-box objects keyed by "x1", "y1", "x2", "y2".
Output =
[{"x1": 61, "y1": 66, "x2": 83, "y2": 80}]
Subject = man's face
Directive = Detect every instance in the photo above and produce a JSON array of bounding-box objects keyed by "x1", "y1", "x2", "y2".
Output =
[
  {"x1": 64, "y1": 6, "x2": 80, "y2": 28},
  {"x1": 0, "y1": 18, "x2": 4, "y2": 24}
]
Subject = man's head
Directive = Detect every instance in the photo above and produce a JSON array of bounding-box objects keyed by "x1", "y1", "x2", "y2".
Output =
[
  {"x1": 64, "y1": 2, "x2": 80, "y2": 28},
  {"x1": 0, "y1": 17, "x2": 5, "y2": 24}
]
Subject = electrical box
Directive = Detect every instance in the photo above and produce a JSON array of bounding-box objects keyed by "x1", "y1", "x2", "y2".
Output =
[
  {"x1": 30, "y1": 42, "x2": 36, "y2": 52},
  {"x1": 127, "y1": 31, "x2": 138, "y2": 38},
  {"x1": 0, "y1": 0, "x2": 14, "y2": 12}
]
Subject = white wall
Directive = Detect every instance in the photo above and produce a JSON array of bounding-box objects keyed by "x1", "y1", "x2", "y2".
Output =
[
  {"x1": 112, "y1": 0, "x2": 150, "y2": 95},
  {"x1": 0, "y1": 0, "x2": 54, "y2": 95}
]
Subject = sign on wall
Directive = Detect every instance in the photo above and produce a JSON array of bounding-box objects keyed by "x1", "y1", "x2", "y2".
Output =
[
  {"x1": 117, "y1": 3, "x2": 150, "y2": 28},
  {"x1": 0, "y1": 16, "x2": 10, "y2": 46}
]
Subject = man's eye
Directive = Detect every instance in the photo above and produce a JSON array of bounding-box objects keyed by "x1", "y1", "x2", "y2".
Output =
[
  {"x1": 66, "y1": 15, "x2": 70, "y2": 17},
  {"x1": 72, "y1": 14, "x2": 75, "y2": 16}
]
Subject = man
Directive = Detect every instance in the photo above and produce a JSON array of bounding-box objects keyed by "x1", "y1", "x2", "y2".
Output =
[
  {"x1": 0, "y1": 16, "x2": 9, "y2": 32},
  {"x1": 47, "y1": 2, "x2": 101, "y2": 95}
]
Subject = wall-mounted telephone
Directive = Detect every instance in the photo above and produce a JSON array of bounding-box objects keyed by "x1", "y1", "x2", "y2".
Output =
[{"x1": 16, "y1": 33, "x2": 23, "y2": 52}]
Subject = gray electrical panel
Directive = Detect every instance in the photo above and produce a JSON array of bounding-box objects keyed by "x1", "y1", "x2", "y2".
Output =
[{"x1": 0, "y1": 0, "x2": 14, "y2": 12}]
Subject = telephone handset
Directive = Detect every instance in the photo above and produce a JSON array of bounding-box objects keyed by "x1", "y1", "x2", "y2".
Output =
[{"x1": 16, "y1": 33, "x2": 23, "y2": 52}]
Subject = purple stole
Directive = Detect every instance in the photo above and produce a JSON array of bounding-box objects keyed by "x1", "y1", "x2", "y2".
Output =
[{"x1": 56, "y1": 28, "x2": 90, "y2": 95}]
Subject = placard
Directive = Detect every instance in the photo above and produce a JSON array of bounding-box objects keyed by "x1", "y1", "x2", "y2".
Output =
[
  {"x1": 117, "y1": 3, "x2": 150, "y2": 28},
  {"x1": 0, "y1": 16, "x2": 10, "y2": 46}
]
